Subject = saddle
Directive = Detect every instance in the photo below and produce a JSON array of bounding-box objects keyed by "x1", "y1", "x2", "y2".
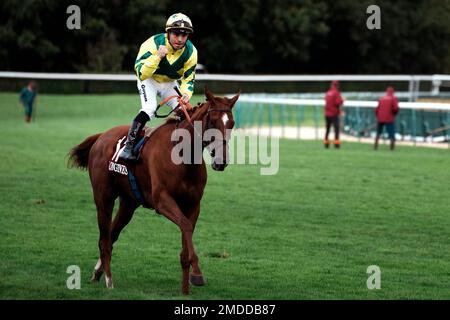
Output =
[
  {"x1": 108, "y1": 124, "x2": 166, "y2": 208},
  {"x1": 133, "y1": 126, "x2": 156, "y2": 158}
]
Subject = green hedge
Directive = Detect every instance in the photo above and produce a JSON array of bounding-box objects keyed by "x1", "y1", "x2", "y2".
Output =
[{"x1": 0, "y1": 77, "x2": 424, "y2": 95}]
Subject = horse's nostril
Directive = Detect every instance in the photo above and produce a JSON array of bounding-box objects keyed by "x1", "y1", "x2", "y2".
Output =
[{"x1": 212, "y1": 161, "x2": 226, "y2": 171}]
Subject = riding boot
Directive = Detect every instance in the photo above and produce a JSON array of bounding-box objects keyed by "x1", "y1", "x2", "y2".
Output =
[{"x1": 119, "y1": 111, "x2": 149, "y2": 161}]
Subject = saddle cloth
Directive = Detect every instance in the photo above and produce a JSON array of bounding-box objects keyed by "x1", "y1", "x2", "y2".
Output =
[{"x1": 107, "y1": 126, "x2": 159, "y2": 207}]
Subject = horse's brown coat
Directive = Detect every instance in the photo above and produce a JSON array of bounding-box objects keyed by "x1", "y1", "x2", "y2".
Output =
[{"x1": 68, "y1": 88, "x2": 239, "y2": 294}]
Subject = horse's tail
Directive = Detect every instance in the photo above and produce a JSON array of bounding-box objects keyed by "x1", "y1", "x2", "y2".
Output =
[{"x1": 68, "y1": 133, "x2": 102, "y2": 170}]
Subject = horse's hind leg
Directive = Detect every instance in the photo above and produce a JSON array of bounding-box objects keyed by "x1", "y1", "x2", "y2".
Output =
[
  {"x1": 91, "y1": 257, "x2": 104, "y2": 282},
  {"x1": 111, "y1": 197, "x2": 139, "y2": 243},
  {"x1": 93, "y1": 192, "x2": 116, "y2": 289},
  {"x1": 92, "y1": 196, "x2": 138, "y2": 283}
]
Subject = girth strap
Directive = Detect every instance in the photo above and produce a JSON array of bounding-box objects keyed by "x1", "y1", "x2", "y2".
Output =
[{"x1": 127, "y1": 169, "x2": 145, "y2": 206}]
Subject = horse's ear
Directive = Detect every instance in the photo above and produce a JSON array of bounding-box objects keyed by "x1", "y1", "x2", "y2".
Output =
[
  {"x1": 228, "y1": 90, "x2": 241, "y2": 109},
  {"x1": 204, "y1": 85, "x2": 215, "y2": 102}
]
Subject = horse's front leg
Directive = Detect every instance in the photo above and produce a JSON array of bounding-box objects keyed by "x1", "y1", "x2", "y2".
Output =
[
  {"x1": 154, "y1": 191, "x2": 198, "y2": 295},
  {"x1": 181, "y1": 237, "x2": 205, "y2": 287},
  {"x1": 184, "y1": 204, "x2": 205, "y2": 286},
  {"x1": 180, "y1": 236, "x2": 190, "y2": 292}
]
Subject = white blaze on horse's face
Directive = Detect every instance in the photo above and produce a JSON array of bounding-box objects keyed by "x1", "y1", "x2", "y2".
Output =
[
  {"x1": 210, "y1": 112, "x2": 233, "y2": 172},
  {"x1": 221, "y1": 113, "x2": 229, "y2": 127}
]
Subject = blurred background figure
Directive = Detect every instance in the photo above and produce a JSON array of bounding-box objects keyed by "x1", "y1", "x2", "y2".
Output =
[
  {"x1": 19, "y1": 80, "x2": 38, "y2": 123},
  {"x1": 374, "y1": 86, "x2": 399, "y2": 150},
  {"x1": 324, "y1": 80, "x2": 344, "y2": 149}
]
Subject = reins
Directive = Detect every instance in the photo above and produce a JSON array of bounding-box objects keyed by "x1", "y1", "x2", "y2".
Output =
[
  {"x1": 155, "y1": 87, "x2": 204, "y2": 137},
  {"x1": 156, "y1": 88, "x2": 232, "y2": 151},
  {"x1": 155, "y1": 95, "x2": 193, "y2": 122}
]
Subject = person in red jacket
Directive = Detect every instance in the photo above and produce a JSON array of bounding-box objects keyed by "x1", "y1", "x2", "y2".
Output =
[
  {"x1": 324, "y1": 80, "x2": 344, "y2": 148},
  {"x1": 374, "y1": 86, "x2": 399, "y2": 150}
]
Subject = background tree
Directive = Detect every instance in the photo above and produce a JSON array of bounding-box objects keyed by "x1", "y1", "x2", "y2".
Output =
[{"x1": 0, "y1": 0, "x2": 449, "y2": 74}]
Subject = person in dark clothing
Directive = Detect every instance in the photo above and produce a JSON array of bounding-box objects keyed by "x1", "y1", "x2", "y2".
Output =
[
  {"x1": 374, "y1": 86, "x2": 399, "y2": 150},
  {"x1": 19, "y1": 81, "x2": 38, "y2": 123},
  {"x1": 324, "y1": 80, "x2": 344, "y2": 149}
]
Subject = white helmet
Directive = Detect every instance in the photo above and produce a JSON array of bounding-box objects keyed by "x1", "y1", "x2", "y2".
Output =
[{"x1": 165, "y1": 13, "x2": 193, "y2": 33}]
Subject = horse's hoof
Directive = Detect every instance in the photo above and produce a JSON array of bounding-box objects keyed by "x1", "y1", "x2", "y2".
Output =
[
  {"x1": 105, "y1": 276, "x2": 114, "y2": 289},
  {"x1": 190, "y1": 273, "x2": 206, "y2": 286},
  {"x1": 91, "y1": 270, "x2": 103, "y2": 282}
]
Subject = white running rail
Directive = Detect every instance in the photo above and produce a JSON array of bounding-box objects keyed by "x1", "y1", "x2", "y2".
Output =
[
  {"x1": 1, "y1": 71, "x2": 449, "y2": 83},
  {"x1": 237, "y1": 96, "x2": 450, "y2": 111},
  {"x1": 1, "y1": 71, "x2": 450, "y2": 97}
]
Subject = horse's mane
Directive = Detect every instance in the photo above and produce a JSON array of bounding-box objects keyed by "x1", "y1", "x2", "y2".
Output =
[
  {"x1": 164, "y1": 118, "x2": 180, "y2": 125},
  {"x1": 163, "y1": 101, "x2": 210, "y2": 125}
]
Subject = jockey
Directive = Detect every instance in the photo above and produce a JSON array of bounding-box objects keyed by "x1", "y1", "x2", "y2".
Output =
[{"x1": 119, "y1": 13, "x2": 198, "y2": 161}]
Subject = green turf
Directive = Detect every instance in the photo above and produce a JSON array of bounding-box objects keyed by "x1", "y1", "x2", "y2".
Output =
[{"x1": 0, "y1": 93, "x2": 449, "y2": 300}]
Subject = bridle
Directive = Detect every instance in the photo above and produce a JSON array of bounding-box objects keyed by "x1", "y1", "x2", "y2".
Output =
[
  {"x1": 201, "y1": 106, "x2": 233, "y2": 153},
  {"x1": 161, "y1": 94, "x2": 233, "y2": 155}
]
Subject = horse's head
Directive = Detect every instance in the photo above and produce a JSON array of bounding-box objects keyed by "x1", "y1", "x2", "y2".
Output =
[{"x1": 203, "y1": 87, "x2": 240, "y2": 171}]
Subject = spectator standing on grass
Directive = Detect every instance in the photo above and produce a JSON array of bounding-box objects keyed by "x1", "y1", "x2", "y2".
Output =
[
  {"x1": 324, "y1": 80, "x2": 344, "y2": 149},
  {"x1": 19, "y1": 80, "x2": 38, "y2": 123},
  {"x1": 374, "y1": 86, "x2": 399, "y2": 151}
]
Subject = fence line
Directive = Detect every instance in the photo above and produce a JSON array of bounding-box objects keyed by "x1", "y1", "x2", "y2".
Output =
[
  {"x1": 235, "y1": 96, "x2": 450, "y2": 147},
  {"x1": 237, "y1": 96, "x2": 450, "y2": 111},
  {"x1": 2, "y1": 71, "x2": 450, "y2": 98},
  {"x1": 2, "y1": 71, "x2": 450, "y2": 82}
]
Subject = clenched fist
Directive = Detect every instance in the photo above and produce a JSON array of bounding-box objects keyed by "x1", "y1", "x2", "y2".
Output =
[
  {"x1": 157, "y1": 45, "x2": 168, "y2": 59},
  {"x1": 180, "y1": 93, "x2": 190, "y2": 104}
]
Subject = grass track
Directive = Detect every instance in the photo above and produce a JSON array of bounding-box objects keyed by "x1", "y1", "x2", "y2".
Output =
[{"x1": 0, "y1": 93, "x2": 449, "y2": 299}]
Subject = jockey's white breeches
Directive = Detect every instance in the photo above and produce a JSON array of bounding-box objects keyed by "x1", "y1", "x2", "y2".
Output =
[{"x1": 137, "y1": 78, "x2": 180, "y2": 119}]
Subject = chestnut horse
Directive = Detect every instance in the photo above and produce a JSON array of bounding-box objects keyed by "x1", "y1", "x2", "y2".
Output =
[{"x1": 68, "y1": 88, "x2": 239, "y2": 295}]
